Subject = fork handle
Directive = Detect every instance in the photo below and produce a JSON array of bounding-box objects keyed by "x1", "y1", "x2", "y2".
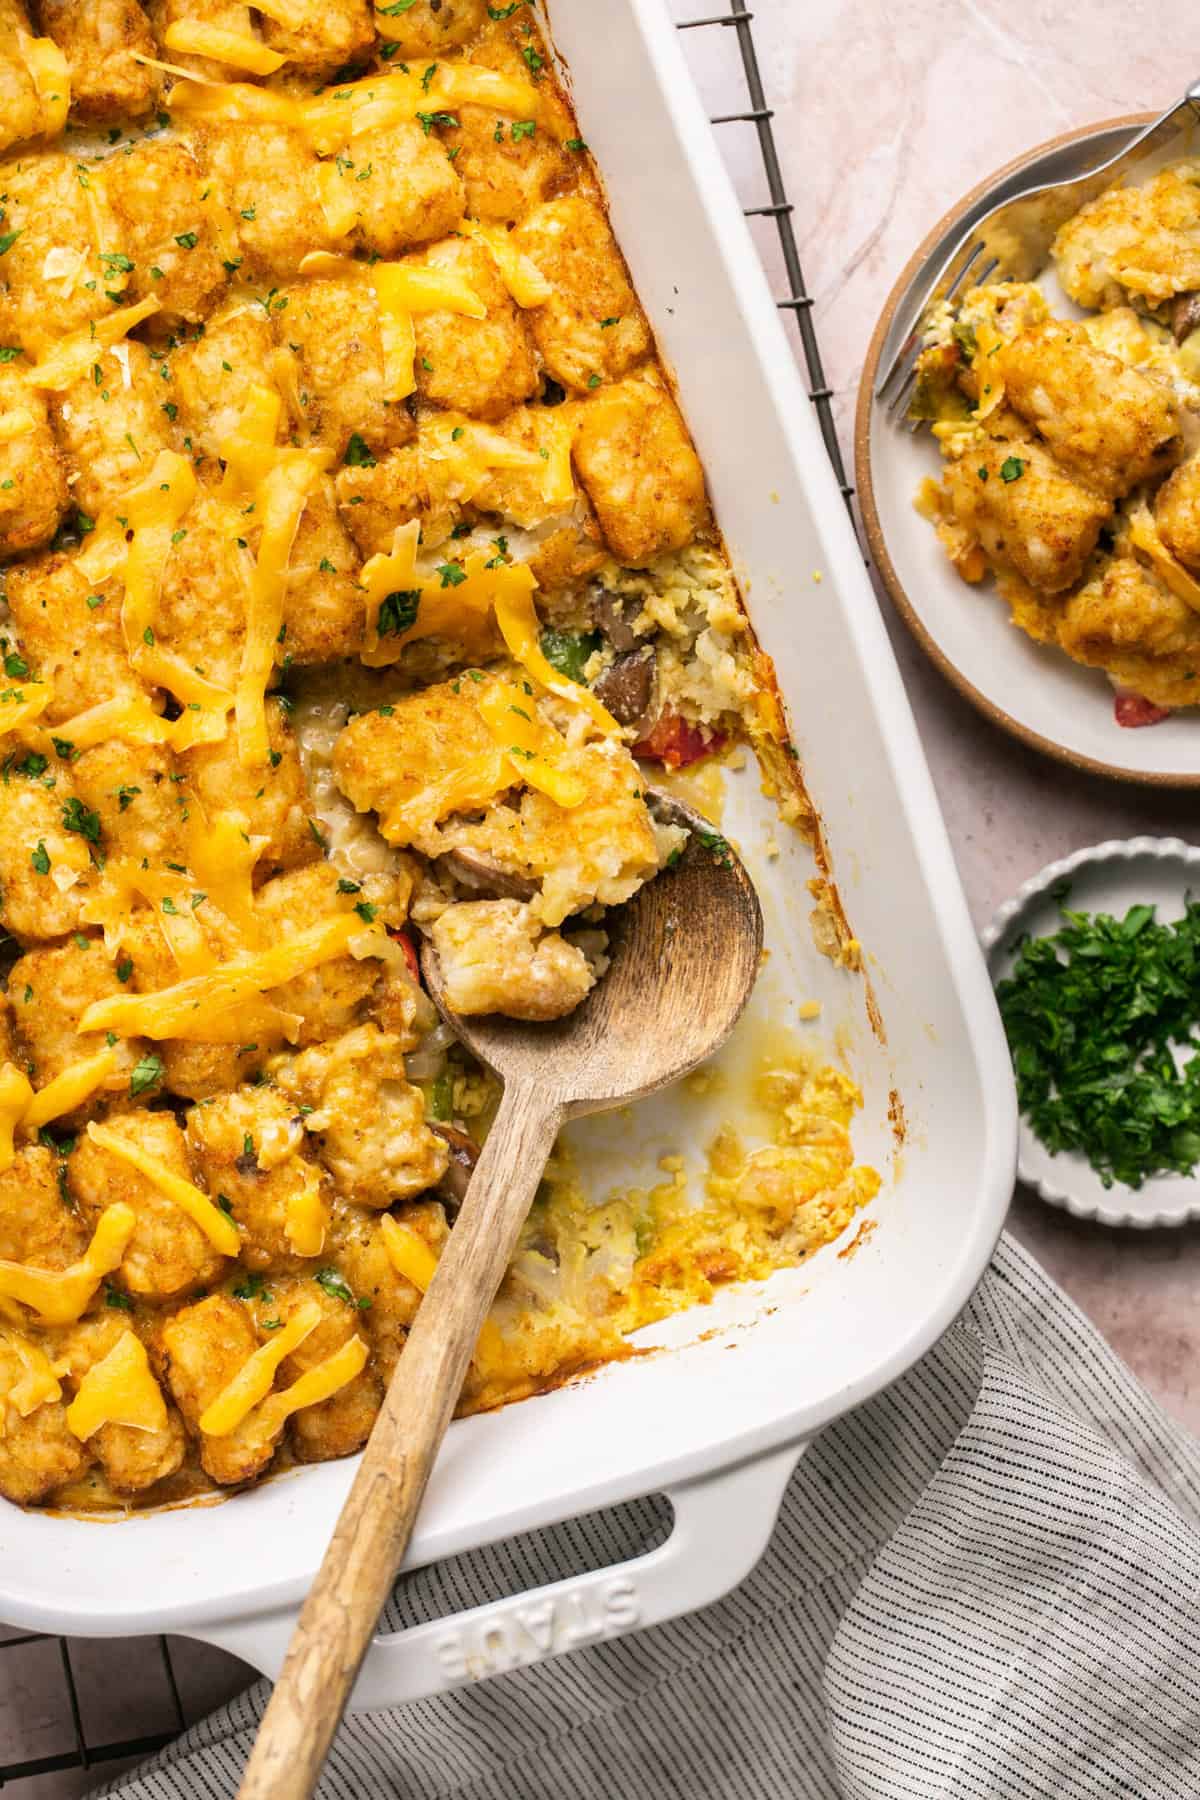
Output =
[{"x1": 237, "y1": 1078, "x2": 563, "y2": 1800}]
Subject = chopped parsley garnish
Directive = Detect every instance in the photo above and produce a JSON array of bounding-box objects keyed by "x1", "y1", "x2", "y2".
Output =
[
  {"x1": 15, "y1": 751, "x2": 46, "y2": 778},
  {"x1": 997, "y1": 896, "x2": 1200, "y2": 1189},
  {"x1": 101, "y1": 252, "x2": 134, "y2": 275},
  {"x1": 565, "y1": 137, "x2": 587, "y2": 152},
  {"x1": 599, "y1": 316, "x2": 620, "y2": 328},
  {"x1": 999, "y1": 455, "x2": 1025, "y2": 483},
  {"x1": 436, "y1": 561, "x2": 467, "y2": 588},
  {"x1": 0, "y1": 346, "x2": 21, "y2": 362},
  {"x1": 116, "y1": 956, "x2": 133, "y2": 983},
  {"x1": 308, "y1": 818, "x2": 329, "y2": 851},
  {"x1": 697, "y1": 830, "x2": 733, "y2": 868},
  {"x1": 521, "y1": 44, "x2": 544, "y2": 75},
  {"x1": 511, "y1": 119, "x2": 536, "y2": 141},
  {"x1": 314, "y1": 1267, "x2": 356, "y2": 1304},
  {"x1": 355, "y1": 900, "x2": 378, "y2": 923},
  {"x1": 344, "y1": 432, "x2": 377, "y2": 468},
  {"x1": 0, "y1": 230, "x2": 23, "y2": 256},
  {"x1": 3, "y1": 650, "x2": 27, "y2": 680},
  {"x1": 488, "y1": 1, "x2": 527, "y2": 14},
  {"x1": 416, "y1": 111, "x2": 459, "y2": 135},
  {"x1": 378, "y1": 589, "x2": 420, "y2": 637},
  {"x1": 30, "y1": 840, "x2": 50, "y2": 875},
  {"x1": 233, "y1": 1273, "x2": 271, "y2": 1301},
  {"x1": 337, "y1": 878, "x2": 362, "y2": 894},
  {"x1": 129, "y1": 1053, "x2": 164, "y2": 1098},
  {"x1": 116, "y1": 784, "x2": 140, "y2": 811},
  {"x1": 105, "y1": 1284, "x2": 133, "y2": 1311},
  {"x1": 174, "y1": 231, "x2": 198, "y2": 250},
  {"x1": 61, "y1": 798, "x2": 101, "y2": 843},
  {"x1": 977, "y1": 465, "x2": 989, "y2": 482},
  {"x1": 377, "y1": 0, "x2": 420, "y2": 12}
]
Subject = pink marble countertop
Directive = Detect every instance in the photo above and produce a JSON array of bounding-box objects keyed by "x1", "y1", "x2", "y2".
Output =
[{"x1": 4, "y1": 10, "x2": 1198, "y2": 1792}]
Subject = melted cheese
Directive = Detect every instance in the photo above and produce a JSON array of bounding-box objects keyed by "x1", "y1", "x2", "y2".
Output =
[
  {"x1": 162, "y1": 21, "x2": 286, "y2": 75},
  {"x1": 373, "y1": 263, "x2": 487, "y2": 322},
  {"x1": 199, "y1": 1300, "x2": 322, "y2": 1436},
  {"x1": 463, "y1": 221, "x2": 552, "y2": 309},
  {"x1": 251, "y1": 1333, "x2": 368, "y2": 1437},
  {"x1": 51, "y1": 695, "x2": 172, "y2": 751},
  {"x1": 220, "y1": 385, "x2": 283, "y2": 498},
  {"x1": 66, "y1": 1330, "x2": 168, "y2": 1440},
  {"x1": 24, "y1": 1048, "x2": 120, "y2": 1132},
  {"x1": 494, "y1": 587, "x2": 620, "y2": 733},
  {"x1": 237, "y1": 448, "x2": 331, "y2": 769},
  {"x1": 477, "y1": 679, "x2": 587, "y2": 808},
  {"x1": 15, "y1": 32, "x2": 70, "y2": 139},
  {"x1": 3, "y1": 1332, "x2": 62, "y2": 1417},
  {"x1": 0, "y1": 407, "x2": 36, "y2": 441},
  {"x1": 187, "y1": 811, "x2": 266, "y2": 943},
  {"x1": 285, "y1": 1165, "x2": 328, "y2": 1258},
  {"x1": 360, "y1": 523, "x2": 532, "y2": 668},
  {"x1": 0, "y1": 1064, "x2": 34, "y2": 1173},
  {"x1": 380, "y1": 1213, "x2": 439, "y2": 1291},
  {"x1": 85, "y1": 1122, "x2": 241, "y2": 1258},
  {"x1": 26, "y1": 298, "x2": 160, "y2": 392},
  {"x1": 0, "y1": 1203, "x2": 136, "y2": 1326},
  {"x1": 0, "y1": 680, "x2": 53, "y2": 739},
  {"x1": 78, "y1": 912, "x2": 365, "y2": 1040}
]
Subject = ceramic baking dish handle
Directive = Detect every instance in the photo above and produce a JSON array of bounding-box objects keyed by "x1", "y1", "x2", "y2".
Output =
[{"x1": 198, "y1": 1441, "x2": 803, "y2": 1710}]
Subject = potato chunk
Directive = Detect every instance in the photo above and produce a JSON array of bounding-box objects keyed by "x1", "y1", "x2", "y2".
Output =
[
  {"x1": 329, "y1": 1197, "x2": 448, "y2": 1382},
  {"x1": 373, "y1": 0, "x2": 485, "y2": 56},
  {"x1": 180, "y1": 697, "x2": 317, "y2": 881},
  {"x1": 451, "y1": 38, "x2": 575, "y2": 224},
  {"x1": 1057, "y1": 554, "x2": 1200, "y2": 709},
  {"x1": 331, "y1": 678, "x2": 497, "y2": 849},
  {"x1": 276, "y1": 1024, "x2": 447, "y2": 1207},
  {"x1": 71, "y1": 741, "x2": 189, "y2": 869},
  {"x1": 0, "y1": 1145, "x2": 87, "y2": 1268},
  {"x1": 173, "y1": 306, "x2": 281, "y2": 457},
  {"x1": 97, "y1": 141, "x2": 231, "y2": 324},
  {"x1": 10, "y1": 937, "x2": 145, "y2": 1089},
  {"x1": 280, "y1": 478, "x2": 365, "y2": 664},
  {"x1": 37, "y1": 0, "x2": 161, "y2": 121},
  {"x1": 51, "y1": 339, "x2": 175, "y2": 518},
  {"x1": 145, "y1": 0, "x2": 257, "y2": 81},
  {"x1": 276, "y1": 275, "x2": 414, "y2": 460},
  {"x1": 0, "y1": 362, "x2": 65, "y2": 554},
  {"x1": 152, "y1": 480, "x2": 247, "y2": 693},
  {"x1": 335, "y1": 444, "x2": 433, "y2": 558},
  {"x1": 1155, "y1": 454, "x2": 1200, "y2": 572},
  {"x1": 0, "y1": 1, "x2": 56, "y2": 157},
  {"x1": 70, "y1": 1109, "x2": 229, "y2": 1299},
  {"x1": 0, "y1": 1326, "x2": 92, "y2": 1505},
  {"x1": 6, "y1": 554, "x2": 148, "y2": 723},
  {"x1": 514, "y1": 197, "x2": 651, "y2": 393},
  {"x1": 250, "y1": 1274, "x2": 380, "y2": 1464},
  {"x1": 412, "y1": 236, "x2": 538, "y2": 419},
  {"x1": 573, "y1": 372, "x2": 709, "y2": 566},
  {"x1": 335, "y1": 120, "x2": 464, "y2": 259},
  {"x1": 157, "y1": 1293, "x2": 277, "y2": 1485},
  {"x1": 998, "y1": 320, "x2": 1181, "y2": 499},
  {"x1": 196, "y1": 123, "x2": 331, "y2": 281},
  {"x1": 0, "y1": 151, "x2": 114, "y2": 352},
  {"x1": 941, "y1": 429, "x2": 1110, "y2": 596},
  {"x1": 1053, "y1": 165, "x2": 1200, "y2": 313},
  {"x1": 430, "y1": 898, "x2": 594, "y2": 1019},
  {"x1": 186, "y1": 1084, "x2": 329, "y2": 1273},
  {"x1": 0, "y1": 761, "x2": 94, "y2": 941},
  {"x1": 258, "y1": 0, "x2": 373, "y2": 78},
  {"x1": 253, "y1": 863, "x2": 381, "y2": 1043},
  {"x1": 53, "y1": 1315, "x2": 185, "y2": 1495}
]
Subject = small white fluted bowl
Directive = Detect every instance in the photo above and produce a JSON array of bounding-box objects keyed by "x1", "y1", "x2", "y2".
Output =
[{"x1": 982, "y1": 837, "x2": 1200, "y2": 1227}]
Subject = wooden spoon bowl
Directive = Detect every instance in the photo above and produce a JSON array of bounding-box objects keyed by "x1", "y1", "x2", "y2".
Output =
[{"x1": 239, "y1": 790, "x2": 763, "y2": 1800}]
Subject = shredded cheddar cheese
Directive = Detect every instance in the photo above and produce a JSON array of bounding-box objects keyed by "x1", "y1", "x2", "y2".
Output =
[
  {"x1": 23, "y1": 1049, "x2": 120, "y2": 1132},
  {"x1": 251, "y1": 1334, "x2": 369, "y2": 1437},
  {"x1": 199, "y1": 1301, "x2": 322, "y2": 1436},
  {"x1": 162, "y1": 21, "x2": 286, "y2": 75},
  {"x1": 463, "y1": 221, "x2": 552, "y2": 309},
  {"x1": 3, "y1": 1332, "x2": 63, "y2": 1417},
  {"x1": 360, "y1": 524, "x2": 533, "y2": 667},
  {"x1": 284, "y1": 1166, "x2": 329, "y2": 1258},
  {"x1": 380, "y1": 1214, "x2": 439, "y2": 1291},
  {"x1": 494, "y1": 587, "x2": 620, "y2": 733},
  {"x1": 372, "y1": 262, "x2": 487, "y2": 322},
  {"x1": 0, "y1": 1064, "x2": 34, "y2": 1173},
  {"x1": 66, "y1": 1331, "x2": 168, "y2": 1441},
  {"x1": 85, "y1": 1122, "x2": 241, "y2": 1258},
  {"x1": 15, "y1": 32, "x2": 70, "y2": 138},
  {"x1": 0, "y1": 680, "x2": 53, "y2": 739},
  {"x1": 26, "y1": 298, "x2": 160, "y2": 392},
  {"x1": 78, "y1": 912, "x2": 365, "y2": 1040},
  {"x1": 0, "y1": 1204, "x2": 136, "y2": 1326},
  {"x1": 477, "y1": 679, "x2": 587, "y2": 808}
]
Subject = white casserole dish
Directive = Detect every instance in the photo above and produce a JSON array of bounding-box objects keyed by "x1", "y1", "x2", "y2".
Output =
[{"x1": 0, "y1": 0, "x2": 1016, "y2": 1707}]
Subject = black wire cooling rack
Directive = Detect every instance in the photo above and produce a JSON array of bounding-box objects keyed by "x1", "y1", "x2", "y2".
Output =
[{"x1": 0, "y1": 7, "x2": 846, "y2": 1787}]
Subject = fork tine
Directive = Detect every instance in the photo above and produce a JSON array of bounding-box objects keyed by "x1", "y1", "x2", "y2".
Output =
[
  {"x1": 968, "y1": 255, "x2": 1000, "y2": 290},
  {"x1": 875, "y1": 238, "x2": 987, "y2": 402},
  {"x1": 885, "y1": 362, "x2": 920, "y2": 422}
]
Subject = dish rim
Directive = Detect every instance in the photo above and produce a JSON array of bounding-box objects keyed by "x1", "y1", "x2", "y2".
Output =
[
  {"x1": 852, "y1": 109, "x2": 1200, "y2": 791},
  {"x1": 981, "y1": 834, "x2": 1200, "y2": 1227}
]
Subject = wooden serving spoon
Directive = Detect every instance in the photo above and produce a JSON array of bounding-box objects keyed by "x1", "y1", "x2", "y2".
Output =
[{"x1": 238, "y1": 793, "x2": 763, "y2": 1800}]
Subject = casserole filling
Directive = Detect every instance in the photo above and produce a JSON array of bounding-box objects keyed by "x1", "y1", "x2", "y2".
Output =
[{"x1": 0, "y1": 0, "x2": 877, "y2": 1513}]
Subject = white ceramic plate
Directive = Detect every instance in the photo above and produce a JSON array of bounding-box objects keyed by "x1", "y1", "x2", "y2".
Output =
[
  {"x1": 982, "y1": 837, "x2": 1200, "y2": 1227},
  {"x1": 856, "y1": 118, "x2": 1200, "y2": 789}
]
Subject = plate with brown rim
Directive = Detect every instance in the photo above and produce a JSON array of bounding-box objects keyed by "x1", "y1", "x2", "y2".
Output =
[{"x1": 856, "y1": 113, "x2": 1200, "y2": 789}]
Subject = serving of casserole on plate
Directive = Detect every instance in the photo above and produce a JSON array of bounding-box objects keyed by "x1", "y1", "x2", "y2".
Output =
[
  {"x1": 0, "y1": 0, "x2": 1013, "y2": 1705},
  {"x1": 859, "y1": 120, "x2": 1200, "y2": 785}
]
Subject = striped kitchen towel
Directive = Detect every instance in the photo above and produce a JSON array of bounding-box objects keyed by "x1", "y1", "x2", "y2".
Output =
[{"x1": 98, "y1": 1233, "x2": 1200, "y2": 1799}]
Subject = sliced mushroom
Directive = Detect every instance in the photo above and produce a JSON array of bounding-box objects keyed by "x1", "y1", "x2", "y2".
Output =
[
  {"x1": 439, "y1": 849, "x2": 538, "y2": 902},
  {"x1": 589, "y1": 585, "x2": 640, "y2": 652},
  {"x1": 430, "y1": 1123, "x2": 479, "y2": 1210},
  {"x1": 1173, "y1": 292, "x2": 1200, "y2": 344},
  {"x1": 593, "y1": 646, "x2": 657, "y2": 728}
]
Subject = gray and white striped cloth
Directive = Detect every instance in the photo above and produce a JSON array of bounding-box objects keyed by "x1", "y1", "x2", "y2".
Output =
[{"x1": 100, "y1": 1233, "x2": 1200, "y2": 1799}]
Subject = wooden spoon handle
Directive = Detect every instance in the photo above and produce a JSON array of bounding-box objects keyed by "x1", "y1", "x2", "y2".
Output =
[{"x1": 238, "y1": 1079, "x2": 563, "y2": 1800}]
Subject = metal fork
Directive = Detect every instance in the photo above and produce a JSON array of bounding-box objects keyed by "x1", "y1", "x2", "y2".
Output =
[{"x1": 876, "y1": 79, "x2": 1200, "y2": 426}]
